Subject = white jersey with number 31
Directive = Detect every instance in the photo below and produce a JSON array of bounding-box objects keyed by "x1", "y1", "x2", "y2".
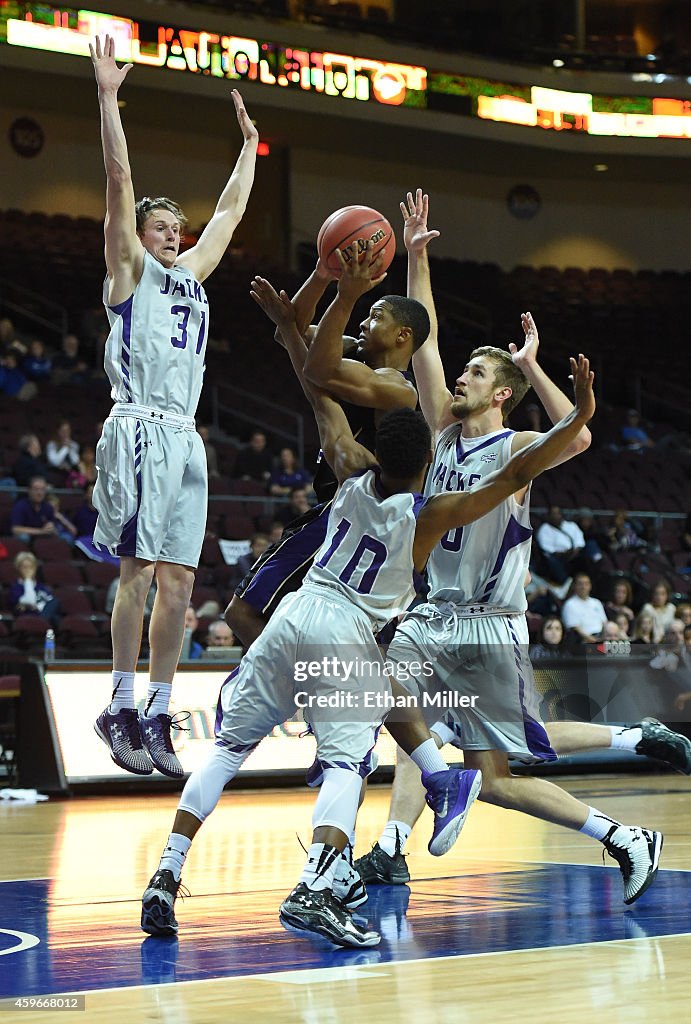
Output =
[{"x1": 102, "y1": 251, "x2": 208, "y2": 417}]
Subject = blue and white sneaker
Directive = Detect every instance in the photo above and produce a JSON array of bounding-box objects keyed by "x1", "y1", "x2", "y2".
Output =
[
  {"x1": 422, "y1": 767, "x2": 482, "y2": 856},
  {"x1": 94, "y1": 706, "x2": 153, "y2": 776},
  {"x1": 139, "y1": 713, "x2": 186, "y2": 779}
]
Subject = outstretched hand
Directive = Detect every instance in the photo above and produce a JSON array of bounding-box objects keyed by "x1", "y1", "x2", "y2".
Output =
[
  {"x1": 89, "y1": 35, "x2": 133, "y2": 92},
  {"x1": 569, "y1": 354, "x2": 596, "y2": 422},
  {"x1": 250, "y1": 276, "x2": 297, "y2": 334},
  {"x1": 335, "y1": 239, "x2": 387, "y2": 301},
  {"x1": 509, "y1": 312, "x2": 540, "y2": 369},
  {"x1": 400, "y1": 188, "x2": 440, "y2": 254},
  {"x1": 231, "y1": 90, "x2": 259, "y2": 144}
]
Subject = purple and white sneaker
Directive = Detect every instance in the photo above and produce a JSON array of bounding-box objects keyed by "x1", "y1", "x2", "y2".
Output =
[
  {"x1": 139, "y1": 713, "x2": 186, "y2": 779},
  {"x1": 94, "y1": 707, "x2": 153, "y2": 776},
  {"x1": 422, "y1": 767, "x2": 482, "y2": 856}
]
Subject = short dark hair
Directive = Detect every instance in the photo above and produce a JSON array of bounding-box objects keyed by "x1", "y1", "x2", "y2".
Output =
[
  {"x1": 380, "y1": 295, "x2": 431, "y2": 352},
  {"x1": 135, "y1": 197, "x2": 188, "y2": 234},
  {"x1": 375, "y1": 408, "x2": 431, "y2": 478},
  {"x1": 469, "y1": 346, "x2": 532, "y2": 417}
]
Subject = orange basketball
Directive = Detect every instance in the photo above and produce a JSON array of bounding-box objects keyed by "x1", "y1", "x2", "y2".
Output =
[{"x1": 317, "y1": 206, "x2": 395, "y2": 277}]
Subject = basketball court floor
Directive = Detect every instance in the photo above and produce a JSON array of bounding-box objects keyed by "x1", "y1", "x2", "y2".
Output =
[{"x1": 1, "y1": 775, "x2": 690, "y2": 1023}]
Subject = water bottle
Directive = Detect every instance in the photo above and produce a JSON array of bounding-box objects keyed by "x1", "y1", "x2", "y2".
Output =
[{"x1": 44, "y1": 628, "x2": 56, "y2": 664}]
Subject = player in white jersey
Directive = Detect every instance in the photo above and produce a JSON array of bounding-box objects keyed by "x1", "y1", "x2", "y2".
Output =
[
  {"x1": 89, "y1": 35, "x2": 258, "y2": 779},
  {"x1": 140, "y1": 280, "x2": 598, "y2": 948},
  {"x1": 355, "y1": 190, "x2": 666, "y2": 906}
]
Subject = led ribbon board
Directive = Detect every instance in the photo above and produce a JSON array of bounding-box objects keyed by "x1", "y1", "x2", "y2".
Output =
[{"x1": 2, "y1": 3, "x2": 690, "y2": 137}]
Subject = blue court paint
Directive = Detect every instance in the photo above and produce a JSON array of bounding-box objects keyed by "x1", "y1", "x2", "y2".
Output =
[{"x1": 0, "y1": 866, "x2": 689, "y2": 997}]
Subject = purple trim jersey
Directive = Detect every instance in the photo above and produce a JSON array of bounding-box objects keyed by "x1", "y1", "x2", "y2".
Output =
[{"x1": 424, "y1": 426, "x2": 532, "y2": 611}]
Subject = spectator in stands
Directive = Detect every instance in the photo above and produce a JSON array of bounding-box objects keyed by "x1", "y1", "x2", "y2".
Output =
[
  {"x1": 605, "y1": 578, "x2": 635, "y2": 624},
  {"x1": 640, "y1": 580, "x2": 677, "y2": 643},
  {"x1": 206, "y1": 619, "x2": 236, "y2": 647},
  {"x1": 277, "y1": 485, "x2": 312, "y2": 526},
  {"x1": 269, "y1": 447, "x2": 313, "y2": 497},
  {"x1": 46, "y1": 420, "x2": 80, "y2": 480},
  {"x1": 11, "y1": 434, "x2": 50, "y2": 487},
  {"x1": 535, "y1": 505, "x2": 585, "y2": 596},
  {"x1": 73, "y1": 483, "x2": 99, "y2": 539},
  {"x1": 673, "y1": 626, "x2": 691, "y2": 712},
  {"x1": 529, "y1": 616, "x2": 566, "y2": 660},
  {"x1": 561, "y1": 572, "x2": 608, "y2": 644},
  {"x1": 52, "y1": 333, "x2": 89, "y2": 386},
  {"x1": 0, "y1": 350, "x2": 37, "y2": 401},
  {"x1": 576, "y1": 508, "x2": 608, "y2": 562},
  {"x1": 10, "y1": 477, "x2": 57, "y2": 543},
  {"x1": 0, "y1": 316, "x2": 17, "y2": 350},
  {"x1": 614, "y1": 612, "x2": 631, "y2": 637},
  {"x1": 182, "y1": 605, "x2": 203, "y2": 660},
  {"x1": 606, "y1": 509, "x2": 646, "y2": 553},
  {"x1": 46, "y1": 493, "x2": 77, "y2": 545},
  {"x1": 235, "y1": 533, "x2": 270, "y2": 579},
  {"x1": 21, "y1": 338, "x2": 53, "y2": 382},
  {"x1": 620, "y1": 409, "x2": 654, "y2": 452},
  {"x1": 675, "y1": 602, "x2": 691, "y2": 628},
  {"x1": 630, "y1": 610, "x2": 655, "y2": 645},
  {"x1": 649, "y1": 620, "x2": 686, "y2": 672},
  {"x1": 66, "y1": 445, "x2": 97, "y2": 489},
  {"x1": 268, "y1": 521, "x2": 284, "y2": 544},
  {"x1": 197, "y1": 425, "x2": 220, "y2": 478},
  {"x1": 233, "y1": 429, "x2": 273, "y2": 483},
  {"x1": 9, "y1": 551, "x2": 61, "y2": 628}
]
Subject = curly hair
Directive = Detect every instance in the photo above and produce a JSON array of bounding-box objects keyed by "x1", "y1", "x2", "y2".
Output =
[
  {"x1": 375, "y1": 408, "x2": 431, "y2": 478},
  {"x1": 380, "y1": 295, "x2": 431, "y2": 352}
]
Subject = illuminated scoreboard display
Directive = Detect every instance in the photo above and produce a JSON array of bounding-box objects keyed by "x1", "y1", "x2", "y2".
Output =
[{"x1": 1, "y1": 2, "x2": 690, "y2": 138}]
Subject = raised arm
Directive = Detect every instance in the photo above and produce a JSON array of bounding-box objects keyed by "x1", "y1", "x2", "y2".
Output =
[
  {"x1": 403, "y1": 189, "x2": 453, "y2": 435},
  {"x1": 90, "y1": 35, "x2": 142, "y2": 306},
  {"x1": 508, "y1": 312, "x2": 592, "y2": 466},
  {"x1": 413, "y1": 355, "x2": 595, "y2": 569},
  {"x1": 250, "y1": 277, "x2": 375, "y2": 484},
  {"x1": 177, "y1": 91, "x2": 258, "y2": 283},
  {"x1": 303, "y1": 243, "x2": 416, "y2": 410}
]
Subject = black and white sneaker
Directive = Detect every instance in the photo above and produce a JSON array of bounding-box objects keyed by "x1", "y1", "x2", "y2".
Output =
[
  {"x1": 141, "y1": 869, "x2": 184, "y2": 936},
  {"x1": 332, "y1": 852, "x2": 368, "y2": 910},
  {"x1": 279, "y1": 883, "x2": 380, "y2": 947},
  {"x1": 355, "y1": 840, "x2": 410, "y2": 885},
  {"x1": 602, "y1": 825, "x2": 664, "y2": 904},
  {"x1": 633, "y1": 718, "x2": 691, "y2": 775},
  {"x1": 95, "y1": 707, "x2": 153, "y2": 775}
]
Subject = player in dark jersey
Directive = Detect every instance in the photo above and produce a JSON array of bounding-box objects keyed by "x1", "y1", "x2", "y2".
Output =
[{"x1": 226, "y1": 243, "x2": 429, "y2": 648}]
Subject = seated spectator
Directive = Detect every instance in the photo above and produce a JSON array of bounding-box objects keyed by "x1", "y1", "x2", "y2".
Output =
[
  {"x1": 9, "y1": 551, "x2": 61, "y2": 628},
  {"x1": 606, "y1": 509, "x2": 646, "y2": 553},
  {"x1": 576, "y1": 508, "x2": 607, "y2": 562},
  {"x1": 22, "y1": 338, "x2": 53, "y2": 382},
  {"x1": 561, "y1": 573, "x2": 608, "y2": 644},
  {"x1": 11, "y1": 477, "x2": 57, "y2": 542},
  {"x1": 73, "y1": 483, "x2": 99, "y2": 539},
  {"x1": 235, "y1": 533, "x2": 270, "y2": 579},
  {"x1": 630, "y1": 610, "x2": 655, "y2": 645},
  {"x1": 604, "y1": 578, "x2": 635, "y2": 623},
  {"x1": 649, "y1": 620, "x2": 686, "y2": 672},
  {"x1": 673, "y1": 626, "x2": 691, "y2": 711},
  {"x1": 206, "y1": 619, "x2": 236, "y2": 647},
  {"x1": 525, "y1": 569, "x2": 560, "y2": 618},
  {"x1": 52, "y1": 333, "x2": 89, "y2": 386},
  {"x1": 269, "y1": 447, "x2": 313, "y2": 497},
  {"x1": 620, "y1": 409, "x2": 654, "y2": 452},
  {"x1": 233, "y1": 429, "x2": 273, "y2": 483},
  {"x1": 181, "y1": 605, "x2": 204, "y2": 661},
  {"x1": 529, "y1": 616, "x2": 566, "y2": 660},
  {"x1": 535, "y1": 506, "x2": 585, "y2": 594},
  {"x1": 46, "y1": 420, "x2": 80, "y2": 479},
  {"x1": 66, "y1": 445, "x2": 97, "y2": 489},
  {"x1": 277, "y1": 486, "x2": 312, "y2": 526},
  {"x1": 197, "y1": 425, "x2": 220, "y2": 478},
  {"x1": 614, "y1": 612, "x2": 631, "y2": 637},
  {"x1": 0, "y1": 350, "x2": 37, "y2": 401},
  {"x1": 675, "y1": 602, "x2": 691, "y2": 628},
  {"x1": 46, "y1": 494, "x2": 77, "y2": 545},
  {"x1": 268, "y1": 520, "x2": 285, "y2": 544},
  {"x1": 640, "y1": 580, "x2": 677, "y2": 643},
  {"x1": 12, "y1": 434, "x2": 50, "y2": 487}
]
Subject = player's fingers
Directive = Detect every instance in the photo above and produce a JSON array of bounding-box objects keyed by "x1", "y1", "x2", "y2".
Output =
[
  {"x1": 400, "y1": 201, "x2": 409, "y2": 220},
  {"x1": 508, "y1": 343, "x2": 517, "y2": 354}
]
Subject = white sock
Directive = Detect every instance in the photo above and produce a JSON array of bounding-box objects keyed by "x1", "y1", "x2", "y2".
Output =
[
  {"x1": 609, "y1": 726, "x2": 643, "y2": 751},
  {"x1": 159, "y1": 832, "x2": 192, "y2": 881},
  {"x1": 109, "y1": 670, "x2": 135, "y2": 713},
  {"x1": 379, "y1": 820, "x2": 411, "y2": 857},
  {"x1": 579, "y1": 806, "x2": 622, "y2": 841},
  {"x1": 409, "y1": 738, "x2": 447, "y2": 776},
  {"x1": 299, "y1": 843, "x2": 340, "y2": 892},
  {"x1": 144, "y1": 682, "x2": 172, "y2": 717}
]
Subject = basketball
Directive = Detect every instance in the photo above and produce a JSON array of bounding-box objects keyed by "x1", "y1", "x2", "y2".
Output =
[{"x1": 317, "y1": 205, "x2": 395, "y2": 276}]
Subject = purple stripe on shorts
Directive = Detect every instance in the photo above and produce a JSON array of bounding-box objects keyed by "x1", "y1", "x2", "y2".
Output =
[
  {"x1": 215, "y1": 665, "x2": 241, "y2": 738},
  {"x1": 508, "y1": 619, "x2": 557, "y2": 762},
  {"x1": 115, "y1": 422, "x2": 142, "y2": 557}
]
